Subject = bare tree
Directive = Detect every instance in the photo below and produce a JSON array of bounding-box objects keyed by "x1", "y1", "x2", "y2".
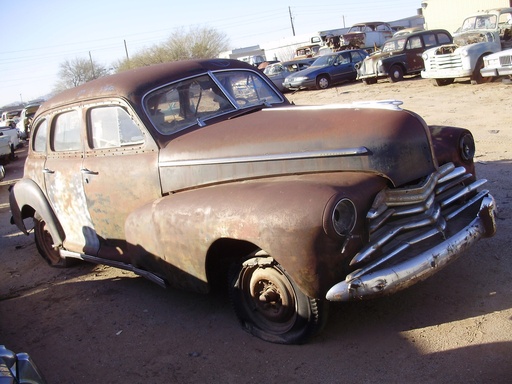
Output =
[
  {"x1": 54, "y1": 57, "x2": 110, "y2": 92},
  {"x1": 116, "y1": 26, "x2": 230, "y2": 72}
]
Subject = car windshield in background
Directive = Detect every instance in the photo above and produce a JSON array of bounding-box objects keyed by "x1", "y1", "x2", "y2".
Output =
[
  {"x1": 461, "y1": 15, "x2": 497, "y2": 31},
  {"x1": 145, "y1": 70, "x2": 282, "y2": 135}
]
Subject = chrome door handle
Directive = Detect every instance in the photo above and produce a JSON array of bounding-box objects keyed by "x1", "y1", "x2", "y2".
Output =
[{"x1": 81, "y1": 168, "x2": 99, "y2": 175}]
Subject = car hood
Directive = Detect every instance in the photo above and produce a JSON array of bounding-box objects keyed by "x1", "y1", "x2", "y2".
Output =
[
  {"x1": 287, "y1": 65, "x2": 327, "y2": 79},
  {"x1": 158, "y1": 104, "x2": 436, "y2": 192},
  {"x1": 364, "y1": 50, "x2": 401, "y2": 62}
]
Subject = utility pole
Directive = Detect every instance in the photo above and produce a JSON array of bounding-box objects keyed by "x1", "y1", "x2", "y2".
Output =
[
  {"x1": 89, "y1": 51, "x2": 96, "y2": 79},
  {"x1": 124, "y1": 40, "x2": 130, "y2": 62},
  {"x1": 289, "y1": 6, "x2": 296, "y2": 36}
]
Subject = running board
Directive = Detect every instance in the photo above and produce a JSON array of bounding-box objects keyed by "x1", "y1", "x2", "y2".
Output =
[{"x1": 59, "y1": 250, "x2": 167, "y2": 288}]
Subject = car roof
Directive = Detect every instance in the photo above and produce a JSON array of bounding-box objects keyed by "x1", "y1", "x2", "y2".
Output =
[
  {"x1": 386, "y1": 29, "x2": 452, "y2": 42},
  {"x1": 38, "y1": 59, "x2": 258, "y2": 114}
]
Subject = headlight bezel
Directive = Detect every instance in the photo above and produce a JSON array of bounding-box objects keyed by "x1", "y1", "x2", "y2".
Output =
[
  {"x1": 459, "y1": 132, "x2": 475, "y2": 162},
  {"x1": 323, "y1": 196, "x2": 357, "y2": 238}
]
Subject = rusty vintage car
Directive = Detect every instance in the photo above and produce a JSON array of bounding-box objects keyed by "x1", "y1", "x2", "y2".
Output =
[
  {"x1": 9, "y1": 59, "x2": 497, "y2": 344},
  {"x1": 357, "y1": 29, "x2": 452, "y2": 84}
]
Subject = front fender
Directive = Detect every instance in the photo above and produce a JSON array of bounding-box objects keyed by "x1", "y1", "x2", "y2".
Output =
[
  {"x1": 125, "y1": 173, "x2": 386, "y2": 298},
  {"x1": 9, "y1": 178, "x2": 65, "y2": 247}
]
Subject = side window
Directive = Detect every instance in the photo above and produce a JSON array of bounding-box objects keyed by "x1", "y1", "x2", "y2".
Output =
[
  {"x1": 337, "y1": 53, "x2": 350, "y2": 64},
  {"x1": 406, "y1": 36, "x2": 423, "y2": 49},
  {"x1": 89, "y1": 106, "x2": 144, "y2": 149},
  {"x1": 53, "y1": 110, "x2": 81, "y2": 152},
  {"x1": 32, "y1": 119, "x2": 48, "y2": 153},
  {"x1": 350, "y1": 51, "x2": 363, "y2": 62},
  {"x1": 437, "y1": 33, "x2": 451, "y2": 44}
]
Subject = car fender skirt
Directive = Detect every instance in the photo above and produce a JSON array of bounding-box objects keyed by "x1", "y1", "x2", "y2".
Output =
[
  {"x1": 326, "y1": 194, "x2": 497, "y2": 301},
  {"x1": 9, "y1": 178, "x2": 65, "y2": 246}
]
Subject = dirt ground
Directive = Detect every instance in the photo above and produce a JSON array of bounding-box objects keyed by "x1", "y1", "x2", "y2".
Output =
[{"x1": 1, "y1": 76, "x2": 511, "y2": 384}]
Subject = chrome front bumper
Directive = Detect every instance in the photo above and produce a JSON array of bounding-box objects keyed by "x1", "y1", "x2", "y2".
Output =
[{"x1": 326, "y1": 191, "x2": 497, "y2": 302}]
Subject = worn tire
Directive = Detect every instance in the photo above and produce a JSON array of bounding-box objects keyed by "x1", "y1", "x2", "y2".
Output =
[
  {"x1": 316, "y1": 75, "x2": 330, "y2": 90},
  {"x1": 229, "y1": 254, "x2": 327, "y2": 344},
  {"x1": 34, "y1": 217, "x2": 75, "y2": 268},
  {"x1": 388, "y1": 65, "x2": 404, "y2": 82},
  {"x1": 362, "y1": 78, "x2": 377, "y2": 85},
  {"x1": 433, "y1": 78, "x2": 454, "y2": 86},
  {"x1": 470, "y1": 56, "x2": 492, "y2": 85}
]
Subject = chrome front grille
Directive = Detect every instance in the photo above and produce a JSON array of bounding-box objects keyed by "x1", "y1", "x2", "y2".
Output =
[
  {"x1": 427, "y1": 54, "x2": 463, "y2": 70},
  {"x1": 499, "y1": 54, "x2": 512, "y2": 66},
  {"x1": 350, "y1": 162, "x2": 487, "y2": 269}
]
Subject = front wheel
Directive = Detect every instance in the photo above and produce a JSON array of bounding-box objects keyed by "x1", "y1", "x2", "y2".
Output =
[
  {"x1": 34, "y1": 217, "x2": 75, "y2": 268},
  {"x1": 362, "y1": 78, "x2": 377, "y2": 85},
  {"x1": 433, "y1": 78, "x2": 454, "y2": 86},
  {"x1": 470, "y1": 57, "x2": 492, "y2": 85},
  {"x1": 229, "y1": 254, "x2": 326, "y2": 344},
  {"x1": 316, "y1": 75, "x2": 330, "y2": 90}
]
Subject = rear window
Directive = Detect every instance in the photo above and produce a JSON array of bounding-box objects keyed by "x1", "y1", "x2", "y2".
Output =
[{"x1": 32, "y1": 119, "x2": 48, "y2": 153}]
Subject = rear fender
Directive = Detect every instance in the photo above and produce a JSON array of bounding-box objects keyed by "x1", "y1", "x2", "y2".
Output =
[{"x1": 9, "y1": 178, "x2": 65, "y2": 246}]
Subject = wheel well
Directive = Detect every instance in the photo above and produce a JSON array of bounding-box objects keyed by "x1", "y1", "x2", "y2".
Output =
[
  {"x1": 20, "y1": 204, "x2": 36, "y2": 221},
  {"x1": 205, "y1": 239, "x2": 259, "y2": 291},
  {"x1": 390, "y1": 63, "x2": 405, "y2": 71}
]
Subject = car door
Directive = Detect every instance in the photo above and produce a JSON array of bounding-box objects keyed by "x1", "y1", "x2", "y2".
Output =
[
  {"x1": 331, "y1": 52, "x2": 355, "y2": 83},
  {"x1": 81, "y1": 103, "x2": 161, "y2": 262},
  {"x1": 43, "y1": 109, "x2": 100, "y2": 255},
  {"x1": 404, "y1": 35, "x2": 425, "y2": 72}
]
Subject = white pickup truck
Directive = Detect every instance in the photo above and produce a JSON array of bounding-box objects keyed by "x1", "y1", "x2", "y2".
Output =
[
  {"x1": 421, "y1": 7, "x2": 512, "y2": 85},
  {"x1": 0, "y1": 135, "x2": 12, "y2": 164},
  {"x1": 0, "y1": 124, "x2": 21, "y2": 161}
]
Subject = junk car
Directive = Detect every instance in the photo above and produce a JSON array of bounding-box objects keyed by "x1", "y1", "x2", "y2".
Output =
[
  {"x1": 0, "y1": 345, "x2": 47, "y2": 383},
  {"x1": 9, "y1": 59, "x2": 497, "y2": 344},
  {"x1": 480, "y1": 47, "x2": 512, "y2": 78},
  {"x1": 357, "y1": 29, "x2": 452, "y2": 84},
  {"x1": 339, "y1": 22, "x2": 394, "y2": 51},
  {"x1": 283, "y1": 49, "x2": 368, "y2": 90},
  {"x1": 263, "y1": 59, "x2": 315, "y2": 91},
  {"x1": 421, "y1": 7, "x2": 512, "y2": 85}
]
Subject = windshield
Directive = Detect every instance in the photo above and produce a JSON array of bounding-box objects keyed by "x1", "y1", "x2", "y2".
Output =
[
  {"x1": 144, "y1": 70, "x2": 283, "y2": 135},
  {"x1": 311, "y1": 55, "x2": 337, "y2": 67},
  {"x1": 382, "y1": 38, "x2": 406, "y2": 52},
  {"x1": 461, "y1": 15, "x2": 497, "y2": 31}
]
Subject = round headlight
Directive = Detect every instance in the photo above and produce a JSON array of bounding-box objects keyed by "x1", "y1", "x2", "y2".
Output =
[
  {"x1": 331, "y1": 198, "x2": 357, "y2": 236},
  {"x1": 459, "y1": 133, "x2": 475, "y2": 161},
  {"x1": 422, "y1": 52, "x2": 428, "y2": 60}
]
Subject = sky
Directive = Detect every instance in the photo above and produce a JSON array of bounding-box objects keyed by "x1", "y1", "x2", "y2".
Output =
[{"x1": 0, "y1": 0, "x2": 421, "y2": 107}]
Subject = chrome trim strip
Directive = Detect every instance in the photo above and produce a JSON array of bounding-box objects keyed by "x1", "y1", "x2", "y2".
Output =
[{"x1": 159, "y1": 147, "x2": 369, "y2": 167}]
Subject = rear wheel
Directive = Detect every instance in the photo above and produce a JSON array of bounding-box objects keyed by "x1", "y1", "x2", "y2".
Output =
[
  {"x1": 229, "y1": 254, "x2": 327, "y2": 344},
  {"x1": 316, "y1": 75, "x2": 330, "y2": 90},
  {"x1": 388, "y1": 65, "x2": 404, "y2": 82},
  {"x1": 34, "y1": 217, "x2": 74, "y2": 268}
]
